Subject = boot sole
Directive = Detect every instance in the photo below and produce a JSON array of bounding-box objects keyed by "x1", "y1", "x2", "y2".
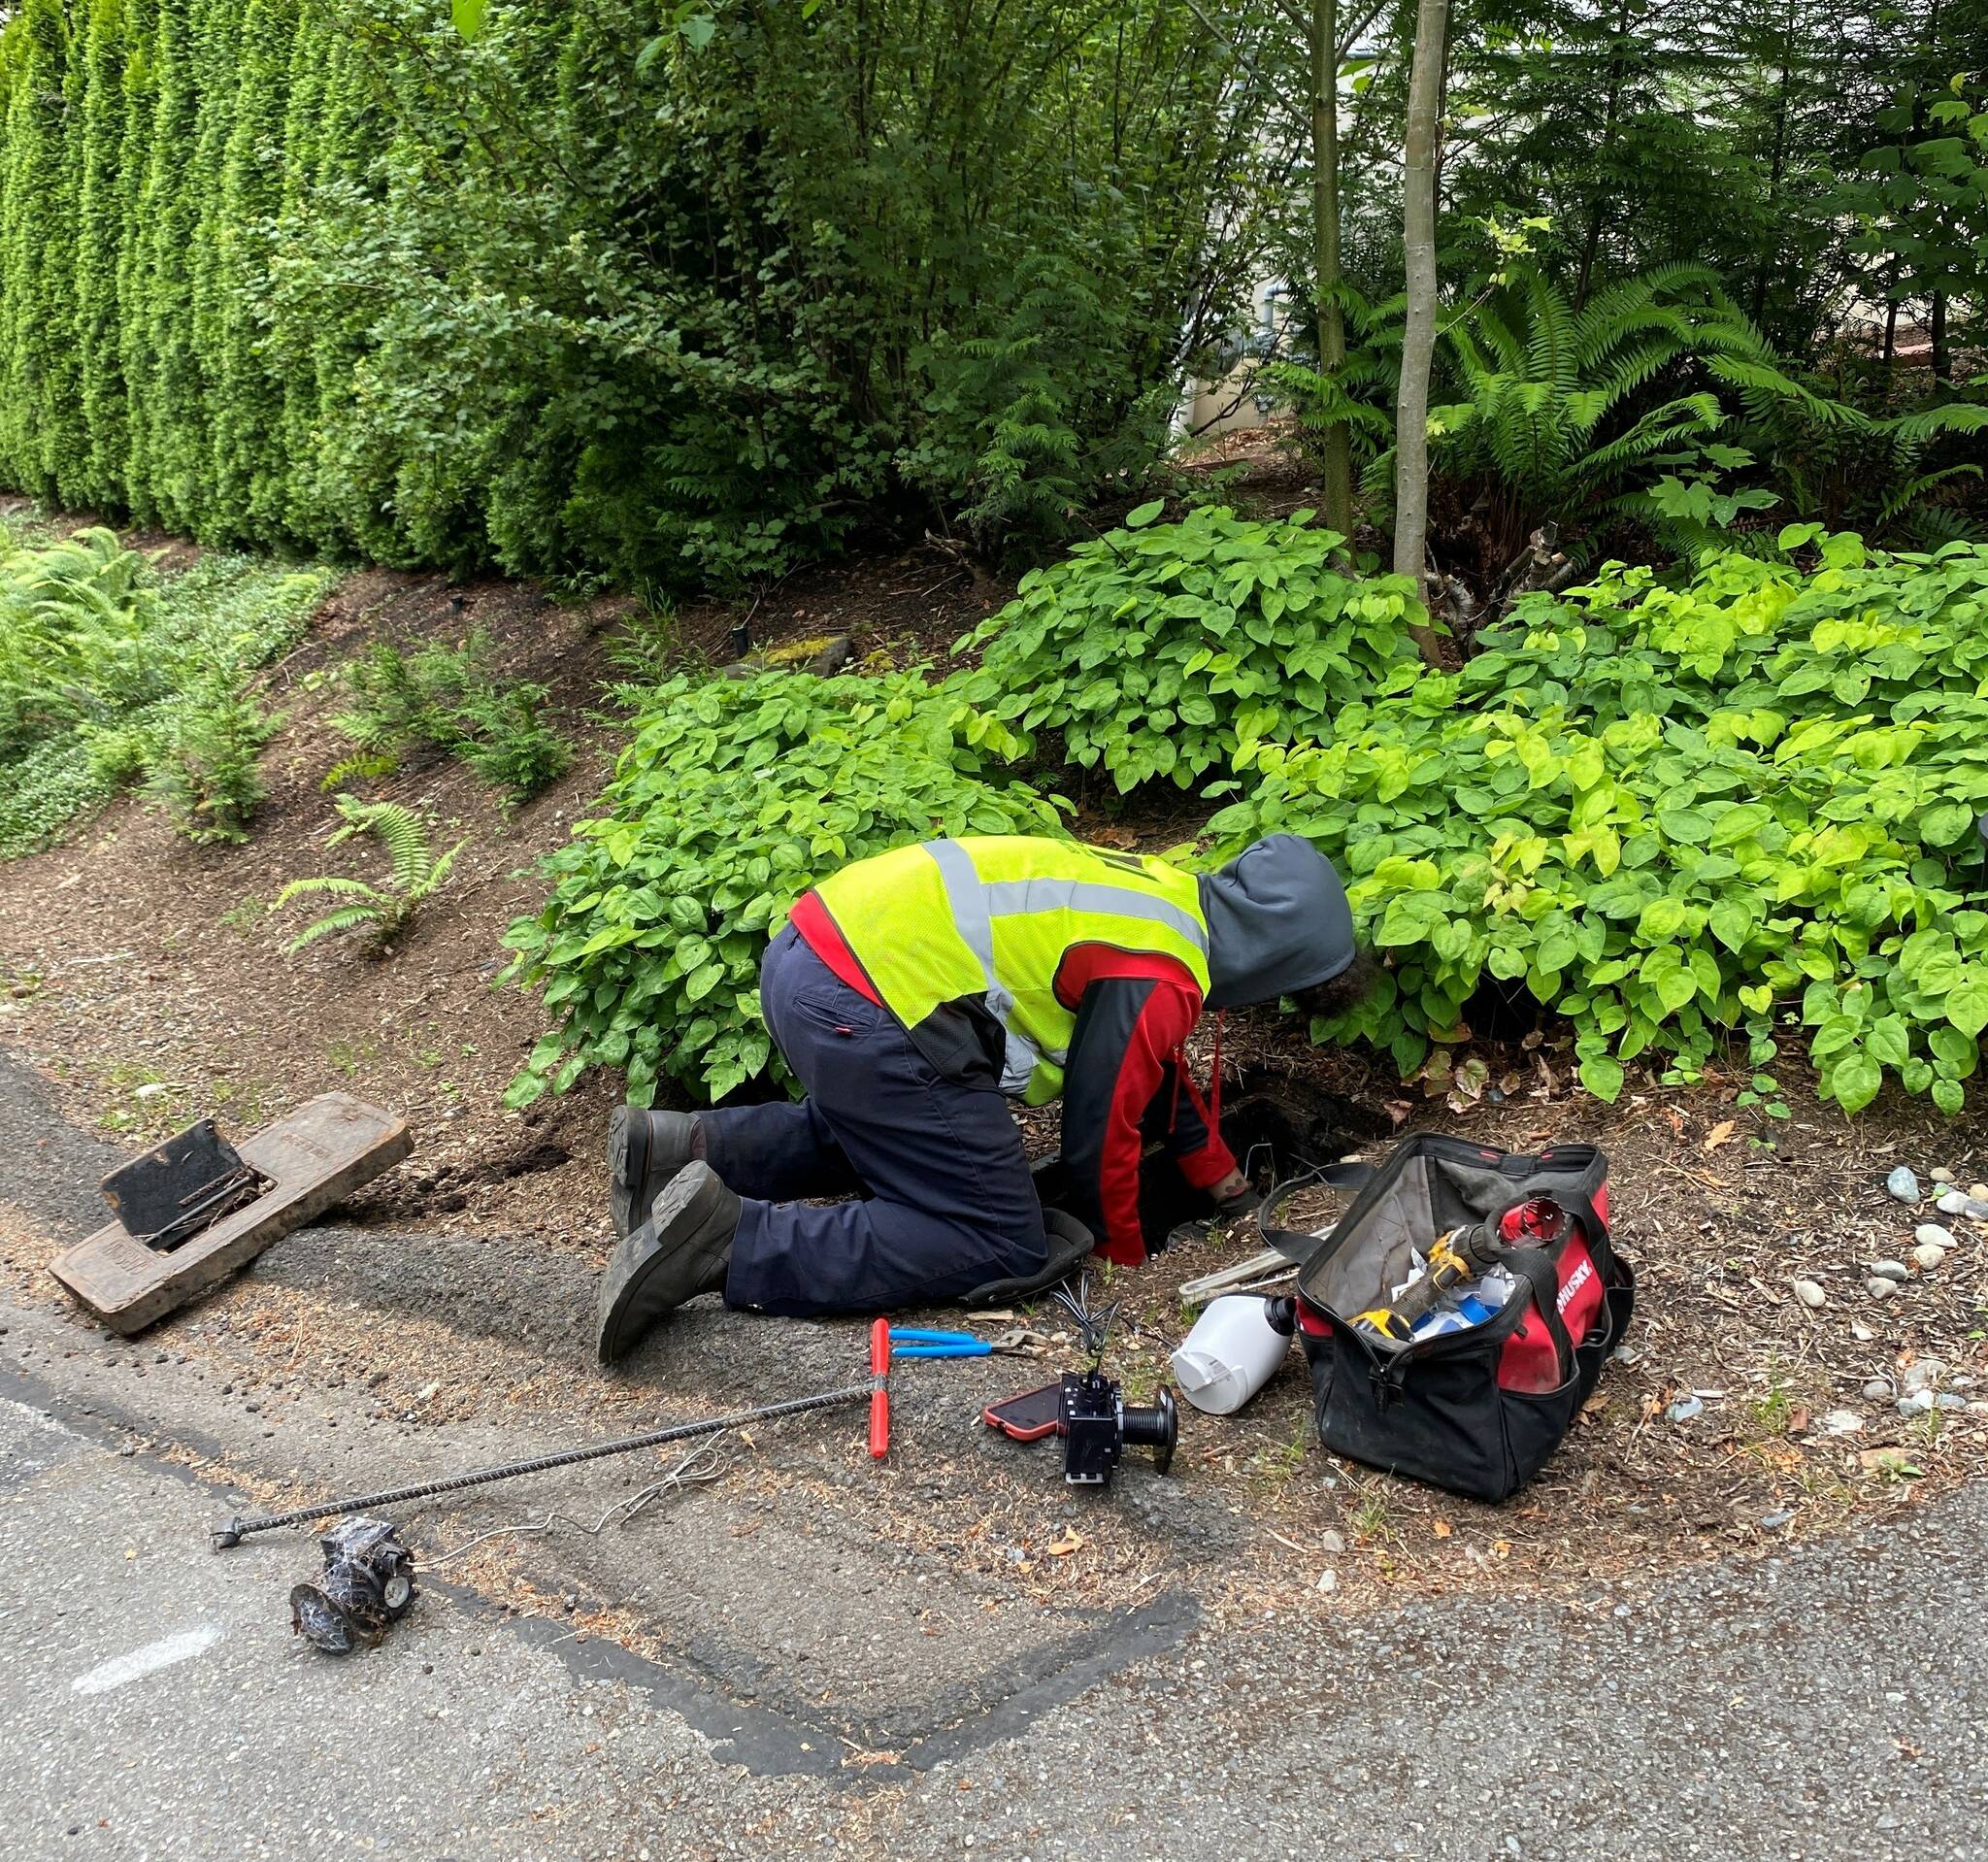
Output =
[
  {"x1": 607, "y1": 1106, "x2": 650, "y2": 1241},
  {"x1": 608, "y1": 1107, "x2": 699, "y2": 1240},
  {"x1": 595, "y1": 1163, "x2": 737, "y2": 1366}
]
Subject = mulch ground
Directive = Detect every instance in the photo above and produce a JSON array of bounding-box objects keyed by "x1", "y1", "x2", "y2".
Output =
[{"x1": 0, "y1": 485, "x2": 1984, "y2": 1622}]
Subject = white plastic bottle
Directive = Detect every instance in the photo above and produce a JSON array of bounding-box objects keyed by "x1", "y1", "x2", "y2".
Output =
[{"x1": 1170, "y1": 1294, "x2": 1297, "y2": 1415}]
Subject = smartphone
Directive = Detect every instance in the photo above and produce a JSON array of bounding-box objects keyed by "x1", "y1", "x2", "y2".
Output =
[{"x1": 981, "y1": 1380, "x2": 1064, "y2": 1443}]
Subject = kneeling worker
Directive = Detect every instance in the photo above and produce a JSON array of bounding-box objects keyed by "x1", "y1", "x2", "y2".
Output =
[{"x1": 596, "y1": 832, "x2": 1369, "y2": 1363}]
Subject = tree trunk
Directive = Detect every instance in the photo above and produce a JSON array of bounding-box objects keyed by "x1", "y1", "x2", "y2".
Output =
[
  {"x1": 1930, "y1": 288, "x2": 1948, "y2": 384},
  {"x1": 1749, "y1": 0, "x2": 1798, "y2": 324},
  {"x1": 1393, "y1": 0, "x2": 1448, "y2": 666},
  {"x1": 1574, "y1": 0, "x2": 1632, "y2": 308},
  {"x1": 1310, "y1": 0, "x2": 1353, "y2": 535}
]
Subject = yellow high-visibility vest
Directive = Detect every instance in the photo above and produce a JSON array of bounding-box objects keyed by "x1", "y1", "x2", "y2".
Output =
[{"x1": 812, "y1": 836, "x2": 1211, "y2": 1104}]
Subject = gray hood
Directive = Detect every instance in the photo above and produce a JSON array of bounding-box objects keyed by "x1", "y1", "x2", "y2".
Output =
[{"x1": 1198, "y1": 835, "x2": 1355, "y2": 1009}]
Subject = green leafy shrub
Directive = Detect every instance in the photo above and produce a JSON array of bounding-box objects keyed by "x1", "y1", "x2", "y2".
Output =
[
  {"x1": 276, "y1": 797, "x2": 467, "y2": 954},
  {"x1": 0, "y1": 0, "x2": 1265, "y2": 585},
  {"x1": 334, "y1": 633, "x2": 570, "y2": 802},
  {"x1": 148, "y1": 690, "x2": 280, "y2": 846},
  {"x1": 0, "y1": 525, "x2": 161, "y2": 752},
  {"x1": 951, "y1": 506, "x2": 1427, "y2": 793},
  {"x1": 502, "y1": 671, "x2": 1071, "y2": 1108},
  {"x1": 1207, "y1": 533, "x2": 1988, "y2": 1116},
  {"x1": 0, "y1": 524, "x2": 333, "y2": 855}
]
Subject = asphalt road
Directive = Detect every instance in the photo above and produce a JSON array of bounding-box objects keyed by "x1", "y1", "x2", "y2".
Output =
[
  {"x1": 6, "y1": 1378, "x2": 1985, "y2": 1862},
  {"x1": 3, "y1": 1058, "x2": 1985, "y2": 1860}
]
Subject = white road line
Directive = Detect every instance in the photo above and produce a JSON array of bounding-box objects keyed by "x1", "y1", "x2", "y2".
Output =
[{"x1": 71, "y1": 1626, "x2": 223, "y2": 1696}]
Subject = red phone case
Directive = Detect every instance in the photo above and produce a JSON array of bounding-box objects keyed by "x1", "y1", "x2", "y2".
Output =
[{"x1": 982, "y1": 1380, "x2": 1063, "y2": 1442}]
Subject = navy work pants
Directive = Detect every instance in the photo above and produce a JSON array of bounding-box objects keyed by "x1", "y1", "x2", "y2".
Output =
[{"x1": 699, "y1": 925, "x2": 1047, "y2": 1315}]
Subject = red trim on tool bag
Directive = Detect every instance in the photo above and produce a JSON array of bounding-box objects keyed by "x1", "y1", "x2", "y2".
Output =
[
  {"x1": 1496, "y1": 1229, "x2": 1603, "y2": 1394},
  {"x1": 788, "y1": 891, "x2": 883, "y2": 1005}
]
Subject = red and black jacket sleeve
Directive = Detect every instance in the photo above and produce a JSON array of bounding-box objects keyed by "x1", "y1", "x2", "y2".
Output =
[{"x1": 1057, "y1": 950, "x2": 1237, "y2": 1267}]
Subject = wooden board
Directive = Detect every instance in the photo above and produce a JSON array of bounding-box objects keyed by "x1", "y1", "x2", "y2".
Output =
[{"x1": 50, "y1": 1093, "x2": 412, "y2": 1336}]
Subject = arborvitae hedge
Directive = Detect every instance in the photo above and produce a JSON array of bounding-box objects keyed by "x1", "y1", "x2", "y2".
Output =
[{"x1": 0, "y1": 0, "x2": 1252, "y2": 591}]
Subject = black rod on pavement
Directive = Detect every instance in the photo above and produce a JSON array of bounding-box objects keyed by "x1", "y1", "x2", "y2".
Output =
[{"x1": 210, "y1": 1379, "x2": 877, "y2": 1549}]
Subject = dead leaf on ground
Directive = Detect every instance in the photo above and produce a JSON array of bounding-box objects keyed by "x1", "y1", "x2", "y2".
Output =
[
  {"x1": 1858, "y1": 1447, "x2": 1922, "y2": 1478},
  {"x1": 1431, "y1": 1518, "x2": 1452, "y2": 1539},
  {"x1": 1047, "y1": 1529, "x2": 1086, "y2": 1556},
  {"x1": 1703, "y1": 1119, "x2": 1735, "y2": 1152}
]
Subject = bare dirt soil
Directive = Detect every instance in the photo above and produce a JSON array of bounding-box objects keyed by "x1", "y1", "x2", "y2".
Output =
[
  {"x1": 0, "y1": 511, "x2": 1984, "y2": 1636},
  {"x1": 0, "y1": 536, "x2": 1022, "y2": 1249}
]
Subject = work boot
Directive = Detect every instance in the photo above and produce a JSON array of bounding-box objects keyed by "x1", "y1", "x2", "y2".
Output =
[
  {"x1": 607, "y1": 1105, "x2": 701, "y2": 1240},
  {"x1": 595, "y1": 1162, "x2": 740, "y2": 1366}
]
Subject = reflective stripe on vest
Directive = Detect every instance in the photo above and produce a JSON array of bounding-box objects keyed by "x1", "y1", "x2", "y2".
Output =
[
  {"x1": 928, "y1": 839, "x2": 1209, "y2": 1094},
  {"x1": 812, "y1": 836, "x2": 1211, "y2": 1102}
]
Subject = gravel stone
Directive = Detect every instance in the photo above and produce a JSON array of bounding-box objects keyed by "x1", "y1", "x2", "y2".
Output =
[
  {"x1": 1866, "y1": 1277, "x2": 1900, "y2": 1300},
  {"x1": 1912, "y1": 1242, "x2": 1947, "y2": 1272},
  {"x1": 1869, "y1": 1260, "x2": 1910, "y2": 1282},
  {"x1": 1913, "y1": 1222, "x2": 1955, "y2": 1249},
  {"x1": 1792, "y1": 1279, "x2": 1828, "y2": 1310},
  {"x1": 1897, "y1": 1391, "x2": 1935, "y2": 1419},
  {"x1": 1820, "y1": 1409, "x2": 1866, "y2": 1435},
  {"x1": 1884, "y1": 1167, "x2": 1920, "y2": 1203},
  {"x1": 1903, "y1": 1359, "x2": 1947, "y2": 1394},
  {"x1": 1862, "y1": 1379, "x2": 1892, "y2": 1401},
  {"x1": 1931, "y1": 1167, "x2": 1956, "y2": 1184}
]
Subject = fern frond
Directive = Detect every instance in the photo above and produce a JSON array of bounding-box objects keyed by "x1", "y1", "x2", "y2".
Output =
[
  {"x1": 275, "y1": 875, "x2": 381, "y2": 906},
  {"x1": 1701, "y1": 354, "x2": 1864, "y2": 426},
  {"x1": 414, "y1": 836, "x2": 470, "y2": 902},
  {"x1": 1877, "y1": 463, "x2": 1984, "y2": 526},
  {"x1": 285, "y1": 905, "x2": 384, "y2": 953},
  {"x1": 1878, "y1": 404, "x2": 1988, "y2": 448}
]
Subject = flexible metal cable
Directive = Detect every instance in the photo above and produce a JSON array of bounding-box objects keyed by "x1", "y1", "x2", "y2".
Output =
[{"x1": 211, "y1": 1379, "x2": 876, "y2": 1548}]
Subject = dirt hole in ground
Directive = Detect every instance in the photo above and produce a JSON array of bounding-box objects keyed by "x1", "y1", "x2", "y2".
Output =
[{"x1": 344, "y1": 1140, "x2": 576, "y2": 1221}]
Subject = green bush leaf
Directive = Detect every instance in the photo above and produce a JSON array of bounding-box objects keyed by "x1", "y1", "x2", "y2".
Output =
[
  {"x1": 1578, "y1": 1053, "x2": 1625, "y2": 1102},
  {"x1": 1830, "y1": 1049, "x2": 1882, "y2": 1114},
  {"x1": 1199, "y1": 534, "x2": 1988, "y2": 1118},
  {"x1": 1922, "y1": 802, "x2": 1974, "y2": 847},
  {"x1": 1947, "y1": 981, "x2": 1988, "y2": 1039}
]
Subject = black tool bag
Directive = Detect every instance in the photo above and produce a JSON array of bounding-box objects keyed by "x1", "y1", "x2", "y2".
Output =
[{"x1": 1265, "y1": 1134, "x2": 1634, "y2": 1504}]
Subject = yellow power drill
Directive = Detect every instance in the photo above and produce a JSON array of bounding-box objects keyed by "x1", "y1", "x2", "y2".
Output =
[{"x1": 1351, "y1": 1198, "x2": 1568, "y2": 1344}]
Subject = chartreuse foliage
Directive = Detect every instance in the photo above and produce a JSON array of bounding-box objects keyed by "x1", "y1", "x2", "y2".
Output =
[
  {"x1": 951, "y1": 506, "x2": 1428, "y2": 792},
  {"x1": 1207, "y1": 533, "x2": 1988, "y2": 1115},
  {"x1": 0, "y1": 519, "x2": 332, "y2": 855},
  {"x1": 501, "y1": 673, "x2": 1072, "y2": 1107}
]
